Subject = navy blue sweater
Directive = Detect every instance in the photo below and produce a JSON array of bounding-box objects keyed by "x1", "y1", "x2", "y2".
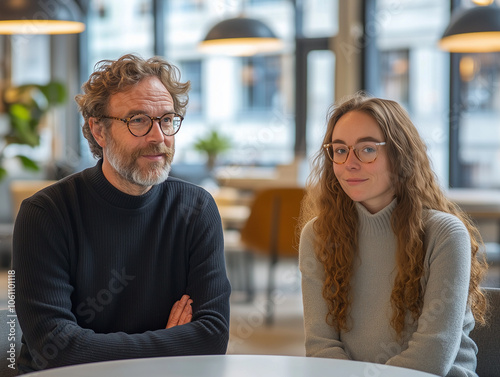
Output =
[{"x1": 12, "y1": 161, "x2": 231, "y2": 373}]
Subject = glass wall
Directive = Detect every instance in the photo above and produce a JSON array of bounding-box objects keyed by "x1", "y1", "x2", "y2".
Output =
[
  {"x1": 0, "y1": 33, "x2": 80, "y2": 221},
  {"x1": 450, "y1": 0, "x2": 500, "y2": 189},
  {"x1": 2, "y1": 35, "x2": 53, "y2": 166},
  {"x1": 87, "y1": 0, "x2": 155, "y2": 64},
  {"x1": 83, "y1": 0, "x2": 339, "y2": 179},
  {"x1": 302, "y1": 0, "x2": 337, "y2": 170},
  {"x1": 305, "y1": 51, "x2": 335, "y2": 165},
  {"x1": 84, "y1": 0, "x2": 297, "y2": 170},
  {"x1": 369, "y1": 0, "x2": 500, "y2": 190},
  {"x1": 367, "y1": 0, "x2": 451, "y2": 187},
  {"x1": 9, "y1": 0, "x2": 499, "y2": 191},
  {"x1": 164, "y1": 0, "x2": 296, "y2": 168},
  {"x1": 459, "y1": 50, "x2": 500, "y2": 188}
]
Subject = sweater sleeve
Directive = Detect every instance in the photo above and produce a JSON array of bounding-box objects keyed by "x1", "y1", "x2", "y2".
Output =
[
  {"x1": 299, "y1": 220, "x2": 350, "y2": 360},
  {"x1": 13, "y1": 189, "x2": 230, "y2": 372},
  {"x1": 385, "y1": 212, "x2": 475, "y2": 376}
]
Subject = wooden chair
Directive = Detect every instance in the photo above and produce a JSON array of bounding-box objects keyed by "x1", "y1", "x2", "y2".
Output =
[
  {"x1": 469, "y1": 287, "x2": 500, "y2": 377},
  {"x1": 239, "y1": 187, "x2": 305, "y2": 324}
]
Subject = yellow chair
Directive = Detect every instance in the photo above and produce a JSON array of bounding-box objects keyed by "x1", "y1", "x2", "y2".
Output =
[{"x1": 239, "y1": 187, "x2": 305, "y2": 324}]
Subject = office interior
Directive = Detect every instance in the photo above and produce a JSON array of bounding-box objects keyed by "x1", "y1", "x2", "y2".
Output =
[{"x1": 0, "y1": 0, "x2": 499, "y2": 357}]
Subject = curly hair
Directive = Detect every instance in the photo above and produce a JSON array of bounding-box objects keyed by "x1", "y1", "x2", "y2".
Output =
[
  {"x1": 75, "y1": 54, "x2": 190, "y2": 159},
  {"x1": 300, "y1": 92, "x2": 488, "y2": 337}
]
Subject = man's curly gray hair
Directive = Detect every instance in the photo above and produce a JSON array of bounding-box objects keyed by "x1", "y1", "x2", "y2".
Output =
[{"x1": 75, "y1": 54, "x2": 190, "y2": 159}]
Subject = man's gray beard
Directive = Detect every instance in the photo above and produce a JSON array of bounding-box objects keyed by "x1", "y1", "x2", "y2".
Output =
[
  {"x1": 104, "y1": 135, "x2": 174, "y2": 187},
  {"x1": 128, "y1": 160, "x2": 171, "y2": 186},
  {"x1": 107, "y1": 152, "x2": 172, "y2": 187}
]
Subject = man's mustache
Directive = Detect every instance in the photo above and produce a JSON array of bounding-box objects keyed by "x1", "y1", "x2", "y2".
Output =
[{"x1": 133, "y1": 146, "x2": 175, "y2": 159}]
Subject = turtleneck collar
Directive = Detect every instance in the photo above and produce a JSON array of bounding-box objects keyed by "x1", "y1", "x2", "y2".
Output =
[
  {"x1": 83, "y1": 160, "x2": 161, "y2": 211},
  {"x1": 355, "y1": 199, "x2": 397, "y2": 236}
]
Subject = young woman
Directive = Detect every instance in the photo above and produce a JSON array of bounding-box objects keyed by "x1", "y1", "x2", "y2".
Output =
[{"x1": 299, "y1": 93, "x2": 488, "y2": 376}]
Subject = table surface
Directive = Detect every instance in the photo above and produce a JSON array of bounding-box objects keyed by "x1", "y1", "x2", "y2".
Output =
[
  {"x1": 445, "y1": 189, "x2": 500, "y2": 221},
  {"x1": 26, "y1": 355, "x2": 438, "y2": 377},
  {"x1": 446, "y1": 189, "x2": 500, "y2": 208}
]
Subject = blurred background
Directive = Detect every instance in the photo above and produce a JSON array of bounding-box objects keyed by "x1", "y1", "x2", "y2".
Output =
[{"x1": 1, "y1": 0, "x2": 499, "y2": 356}]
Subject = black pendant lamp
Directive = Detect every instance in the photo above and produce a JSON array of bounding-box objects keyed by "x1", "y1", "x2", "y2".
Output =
[
  {"x1": 199, "y1": 16, "x2": 282, "y2": 56},
  {"x1": 0, "y1": 0, "x2": 85, "y2": 35},
  {"x1": 439, "y1": 5, "x2": 500, "y2": 53}
]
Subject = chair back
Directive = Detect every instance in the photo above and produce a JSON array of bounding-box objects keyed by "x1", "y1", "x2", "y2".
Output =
[
  {"x1": 0, "y1": 308, "x2": 22, "y2": 376},
  {"x1": 470, "y1": 287, "x2": 500, "y2": 377},
  {"x1": 240, "y1": 187, "x2": 305, "y2": 257}
]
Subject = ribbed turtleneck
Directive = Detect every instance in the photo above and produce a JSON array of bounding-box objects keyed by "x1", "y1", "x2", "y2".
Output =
[
  {"x1": 83, "y1": 159, "x2": 161, "y2": 211},
  {"x1": 355, "y1": 199, "x2": 396, "y2": 236},
  {"x1": 300, "y1": 197, "x2": 478, "y2": 376},
  {"x1": 12, "y1": 160, "x2": 231, "y2": 373}
]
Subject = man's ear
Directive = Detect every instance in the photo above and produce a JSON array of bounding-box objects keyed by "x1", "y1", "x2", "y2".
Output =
[{"x1": 89, "y1": 117, "x2": 107, "y2": 148}]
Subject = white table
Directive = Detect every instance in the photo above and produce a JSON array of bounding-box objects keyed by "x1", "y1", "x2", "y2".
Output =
[
  {"x1": 218, "y1": 205, "x2": 250, "y2": 230},
  {"x1": 26, "y1": 355, "x2": 439, "y2": 377}
]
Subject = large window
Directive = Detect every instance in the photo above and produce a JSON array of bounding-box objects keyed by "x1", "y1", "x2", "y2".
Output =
[
  {"x1": 179, "y1": 60, "x2": 203, "y2": 117},
  {"x1": 379, "y1": 49, "x2": 410, "y2": 110},
  {"x1": 458, "y1": 52, "x2": 500, "y2": 188},
  {"x1": 369, "y1": 0, "x2": 500, "y2": 189},
  {"x1": 83, "y1": 0, "x2": 298, "y2": 168},
  {"x1": 168, "y1": 0, "x2": 203, "y2": 12},
  {"x1": 1, "y1": 35, "x2": 53, "y2": 169},
  {"x1": 305, "y1": 50, "x2": 335, "y2": 164},
  {"x1": 87, "y1": 0, "x2": 154, "y2": 73},
  {"x1": 241, "y1": 56, "x2": 282, "y2": 113},
  {"x1": 366, "y1": 0, "x2": 450, "y2": 186}
]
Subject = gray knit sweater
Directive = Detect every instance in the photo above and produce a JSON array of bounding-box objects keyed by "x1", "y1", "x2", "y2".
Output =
[{"x1": 299, "y1": 200, "x2": 478, "y2": 376}]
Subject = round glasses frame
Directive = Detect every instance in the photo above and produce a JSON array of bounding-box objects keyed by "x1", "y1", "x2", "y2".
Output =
[
  {"x1": 323, "y1": 142, "x2": 386, "y2": 164},
  {"x1": 100, "y1": 112, "x2": 184, "y2": 137}
]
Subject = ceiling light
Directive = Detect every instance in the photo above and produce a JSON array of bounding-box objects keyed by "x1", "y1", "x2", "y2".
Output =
[
  {"x1": 439, "y1": 5, "x2": 500, "y2": 53},
  {"x1": 0, "y1": 0, "x2": 85, "y2": 35},
  {"x1": 199, "y1": 17, "x2": 283, "y2": 56},
  {"x1": 472, "y1": 0, "x2": 494, "y2": 5}
]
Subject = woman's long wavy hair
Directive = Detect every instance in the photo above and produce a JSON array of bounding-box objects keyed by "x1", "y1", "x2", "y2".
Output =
[
  {"x1": 75, "y1": 54, "x2": 190, "y2": 159},
  {"x1": 300, "y1": 92, "x2": 488, "y2": 336}
]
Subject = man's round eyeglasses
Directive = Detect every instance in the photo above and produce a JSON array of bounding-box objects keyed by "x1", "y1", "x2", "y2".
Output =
[
  {"x1": 323, "y1": 141, "x2": 386, "y2": 164},
  {"x1": 100, "y1": 113, "x2": 183, "y2": 137}
]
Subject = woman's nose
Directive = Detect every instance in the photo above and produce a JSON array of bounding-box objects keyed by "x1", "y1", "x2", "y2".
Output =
[{"x1": 344, "y1": 148, "x2": 360, "y2": 168}]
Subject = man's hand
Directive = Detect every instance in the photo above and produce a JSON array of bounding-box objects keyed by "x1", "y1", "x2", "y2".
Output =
[{"x1": 166, "y1": 294, "x2": 193, "y2": 329}]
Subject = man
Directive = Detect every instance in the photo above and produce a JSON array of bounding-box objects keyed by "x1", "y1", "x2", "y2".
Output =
[{"x1": 12, "y1": 54, "x2": 231, "y2": 373}]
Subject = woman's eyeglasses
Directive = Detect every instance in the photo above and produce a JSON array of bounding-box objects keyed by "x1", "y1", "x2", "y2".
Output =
[{"x1": 323, "y1": 141, "x2": 386, "y2": 164}]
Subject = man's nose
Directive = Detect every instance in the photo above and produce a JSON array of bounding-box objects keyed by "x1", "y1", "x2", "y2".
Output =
[{"x1": 146, "y1": 119, "x2": 166, "y2": 142}]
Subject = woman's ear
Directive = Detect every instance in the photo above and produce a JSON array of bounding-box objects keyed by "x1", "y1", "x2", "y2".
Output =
[{"x1": 89, "y1": 117, "x2": 107, "y2": 148}]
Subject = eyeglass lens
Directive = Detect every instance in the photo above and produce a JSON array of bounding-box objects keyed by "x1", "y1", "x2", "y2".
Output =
[
  {"x1": 128, "y1": 113, "x2": 182, "y2": 136},
  {"x1": 328, "y1": 142, "x2": 380, "y2": 163}
]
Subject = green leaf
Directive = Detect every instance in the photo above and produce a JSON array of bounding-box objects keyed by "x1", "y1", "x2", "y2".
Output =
[
  {"x1": 39, "y1": 82, "x2": 67, "y2": 105},
  {"x1": 193, "y1": 130, "x2": 231, "y2": 155},
  {"x1": 8, "y1": 103, "x2": 41, "y2": 146},
  {"x1": 0, "y1": 167, "x2": 7, "y2": 181},
  {"x1": 16, "y1": 155, "x2": 40, "y2": 171},
  {"x1": 9, "y1": 116, "x2": 40, "y2": 147},
  {"x1": 2, "y1": 81, "x2": 67, "y2": 177},
  {"x1": 9, "y1": 103, "x2": 31, "y2": 121},
  {"x1": 7, "y1": 85, "x2": 48, "y2": 112}
]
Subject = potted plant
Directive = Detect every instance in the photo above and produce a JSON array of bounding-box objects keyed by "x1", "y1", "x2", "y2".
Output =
[
  {"x1": 0, "y1": 81, "x2": 66, "y2": 181},
  {"x1": 193, "y1": 130, "x2": 231, "y2": 172}
]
